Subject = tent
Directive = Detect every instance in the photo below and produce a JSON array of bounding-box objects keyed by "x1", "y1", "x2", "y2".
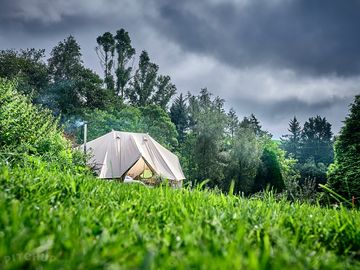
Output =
[{"x1": 79, "y1": 131, "x2": 185, "y2": 184}]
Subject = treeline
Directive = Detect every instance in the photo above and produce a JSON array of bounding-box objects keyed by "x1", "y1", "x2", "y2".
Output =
[{"x1": 0, "y1": 28, "x2": 359, "y2": 202}]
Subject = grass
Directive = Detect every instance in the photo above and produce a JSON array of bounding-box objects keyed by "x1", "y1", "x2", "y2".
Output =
[{"x1": 1, "y1": 158, "x2": 360, "y2": 269}]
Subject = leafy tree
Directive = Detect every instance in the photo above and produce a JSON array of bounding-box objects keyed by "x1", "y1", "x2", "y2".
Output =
[
  {"x1": 301, "y1": 116, "x2": 333, "y2": 165},
  {"x1": 127, "y1": 51, "x2": 158, "y2": 106},
  {"x1": 253, "y1": 145, "x2": 285, "y2": 193},
  {"x1": 114, "y1": 29, "x2": 136, "y2": 98},
  {"x1": 47, "y1": 36, "x2": 108, "y2": 115},
  {"x1": 183, "y1": 90, "x2": 228, "y2": 186},
  {"x1": 327, "y1": 95, "x2": 360, "y2": 201},
  {"x1": 0, "y1": 49, "x2": 49, "y2": 99},
  {"x1": 170, "y1": 93, "x2": 189, "y2": 143},
  {"x1": 139, "y1": 105, "x2": 178, "y2": 148},
  {"x1": 151, "y1": 75, "x2": 177, "y2": 109},
  {"x1": 240, "y1": 114, "x2": 269, "y2": 137},
  {"x1": 225, "y1": 127, "x2": 262, "y2": 194},
  {"x1": 281, "y1": 116, "x2": 302, "y2": 159},
  {"x1": 48, "y1": 35, "x2": 82, "y2": 81},
  {"x1": 297, "y1": 159, "x2": 327, "y2": 187},
  {"x1": 96, "y1": 32, "x2": 115, "y2": 91}
]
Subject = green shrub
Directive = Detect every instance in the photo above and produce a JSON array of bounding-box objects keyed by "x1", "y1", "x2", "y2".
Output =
[{"x1": 0, "y1": 78, "x2": 85, "y2": 170}]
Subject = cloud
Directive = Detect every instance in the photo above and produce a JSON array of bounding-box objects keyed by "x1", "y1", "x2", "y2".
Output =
[
  {"x1": 0, "y1": 0, "x2": 359, "y2": 138},
  {"x1": 153, "y1": 0, "x2": 360, "y2": 76}
]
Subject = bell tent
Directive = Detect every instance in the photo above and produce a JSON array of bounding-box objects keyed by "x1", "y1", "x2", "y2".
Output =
[{"x1": 80, "y1": 131, "x2": 185, "y2": 184}]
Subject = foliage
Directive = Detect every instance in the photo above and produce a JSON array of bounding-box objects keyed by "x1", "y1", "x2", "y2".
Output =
[
  {"x1": 127, "y1": 50, "x2": 159, "y2": 106},
  {"x1": 67, "y1": 105, "x2": 178, "y2": 149},
  {"x1": 170, "y1": 93, "x2": 189, "y2": 143},
  {"x1": 47, "y1": 36, "x2": 109, "y2": 115},
  {"x1": 1, "y1": 161, "x2": 360, "y2": 269},
  {"x1": 254, "y1": 147, "x2": 285, "y2": 193},
  {"x1": 296, "y1": 159, "x2": 327, "y2": 187},
  {"x1": 96, "y1": 31, "x2": 115, "y2": 91},
  {"x1": 301, "y1": 115, "x2": 333, "y2": 165},
  {"x1": 48, "y1": 35, "x2": 83, "y2": 81},
  {"x1": 114, "y1": 29, "x2": 136, "y2": 97},
  {"x1": 281, "y1": 116, "x2": 302, "y2": 159},
  {"x1": 327, "y1": 95, "x2": 360, "y2": 202},
  {"x1": 225, "y1": 127, "x2": 262, "y2": 194},
  {"x1": 184, "y1": 89, "x2": 228, "y2": 187},
  {"x1": 0, "y1": 49, "x2": 49, "y2": 100},
  {"x1": 0, "y1": 79, "x2": 84, "y2": 169}
]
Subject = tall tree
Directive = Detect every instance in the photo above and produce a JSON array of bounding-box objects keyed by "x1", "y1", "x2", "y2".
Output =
[
  {"x1": 127, "y1": 51, "x2": 158, "y2": 106},
  {"x1": 301, "y1": 115, "x2": 333, "y2": 164},
  {"x1": 114, "y1": 28, "x2": 136, "y2": 98},
  {"x1": 96, "y1": 32, "x2": 115, "y2": 91},
  {"x1": 170, "y1": 93, "x2": 189, "y2": 143},
  {"x1": 151, "y1": 75, "x2": 177, "y2": 109},
  {"x1": 227, "y1": 108, "x2": 239, "y2": 139},
  {"x1": 47, "y1": 36, "x2": 107, "y2": 115},
  {"x1": 183, "y1": 90, "x2": 228, "y2": 187},
  {"x1": 328, "y1": 95, "x2": 360, "y2": 201},
  {"x1": 48, "y1": 35, "x2": 82, "y2": 81},
  {"x1": 281, "y1": 116, "x2": 302, "y2": 159}
]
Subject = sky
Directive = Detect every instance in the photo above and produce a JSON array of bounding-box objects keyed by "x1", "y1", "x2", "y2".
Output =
[{"x1": 1, "y1": 0, "x2": 360, "y2": 138}]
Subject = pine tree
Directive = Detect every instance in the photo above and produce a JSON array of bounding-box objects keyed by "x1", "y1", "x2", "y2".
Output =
[
  {"x1": 170, "y1": 93, "x2": 189, "y2": 143},
  {"x1": 281, "y1": 116, "x2": 302, "y2": 159},
  {"x1": 227, "y1": 108, "x2": 239, "y2": 139},
  {"x1": 328, "y1": 95, "x2": 360, "y2": 201}
]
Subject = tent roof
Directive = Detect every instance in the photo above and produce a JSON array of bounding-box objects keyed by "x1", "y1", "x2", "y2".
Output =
[{"x1": 79, "y1": 131, "x2": 185, "y2": 181}]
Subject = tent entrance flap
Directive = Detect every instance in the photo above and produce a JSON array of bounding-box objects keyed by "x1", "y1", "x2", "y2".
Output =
[{"x1": 126, "y1": 157, "x2": 153, "y2": 179}]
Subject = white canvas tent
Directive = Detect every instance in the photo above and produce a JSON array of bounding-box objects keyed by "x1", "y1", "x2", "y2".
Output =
[{"x1": 79, "y1": 131, "x2": 185, "y2": 183}]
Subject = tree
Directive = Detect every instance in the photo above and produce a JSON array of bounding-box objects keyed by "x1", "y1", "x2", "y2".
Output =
[
  {"x1": 301, "y1": 116, "x2": 333, "y2": 165},
  {"x1": 114, "y1": 28, "x2": 136, "y2": 98},
  {"x1": 96, "y1": 32, "x2": 115, "y2": 91},
  {"x1": 0, "y1": 49, "x2": 49, "y2": 99},
  {"x1": 127, "y1": 51, "x2": 158, "y2": 106},
  {"x1": 139, "y1": 105, "x2": 178, "y2": 149},
  {"x1": 240, "y1": 114, "x2": 269, "y2": 137},
  {"x1": 253, "y1": 146, "x2": 285, "y2": 193},
  {"x1": 48, "y1": 35, "x2": 82, "y2": 81},
  {"x1": 47, "y1": 36, "x2": 108, "y2": 115},
  {"x1": 281, "y1": 116, "x2": 302, "y2": 159},
  {"x1": 151, "y1": 75, "x2": 177, "y2": 109},
  {"x1": 182, "y1": 90, "x2": 228, "y2": 187},
  {"x1": 170, "y1": 93, "x2": 189, "y2": 143},
  {"x1": 227, "y1": 108, "x2": 239, "y2": 139},
  {"x1": 327, "y1": 95, "x2": 360, "y2": 201},
  {"x1": 225, "y1": 126, "x2": 262, "y2": 194}
]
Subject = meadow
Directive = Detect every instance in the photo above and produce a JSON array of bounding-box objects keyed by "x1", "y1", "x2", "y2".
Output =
[{"x1": 1, "y1": 158, "x2": 360, "y2": 270}]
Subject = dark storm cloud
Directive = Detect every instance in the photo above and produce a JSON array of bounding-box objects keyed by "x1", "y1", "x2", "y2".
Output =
[
  {"x1": 0, "y1": 0, "x2": 359, "y2": 138},
  {"x1": 153, "y1": 0, "x2": 360, "y2": 76}
]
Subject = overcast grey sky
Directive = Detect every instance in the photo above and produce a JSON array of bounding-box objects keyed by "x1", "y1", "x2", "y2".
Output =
[{"x1": 1, "y1": 0, "x2": 360, "y2": 137}]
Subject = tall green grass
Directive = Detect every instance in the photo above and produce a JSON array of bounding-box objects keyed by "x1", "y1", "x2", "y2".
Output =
[{"x1": 1, "y1": 157, "x2": 360, "y2": 269}]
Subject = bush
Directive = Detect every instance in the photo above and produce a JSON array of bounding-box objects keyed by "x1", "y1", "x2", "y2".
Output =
[{"x1": 0, "y1": 78, "x2": 85, "y2": 171}]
